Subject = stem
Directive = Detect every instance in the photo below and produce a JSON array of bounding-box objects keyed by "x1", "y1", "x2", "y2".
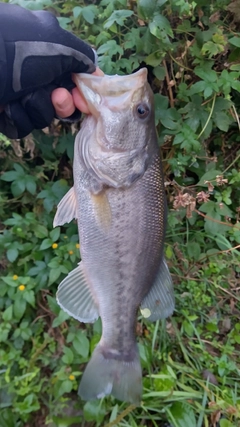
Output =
[
  {"x1": 194, "y1": 209, "x2": 240, "y2": 229},
  {"x1": 163, "y1": 59, "x2": 174, "y2": 108},
  {"x1": 197, "y1": 93, "x2": 216, "y2": 139},
  {"x1": 222, "y1": 104, "x2": 240, "y2": 174},
  {"x1": 168, "y1": 52, "x2": 192, "y2": 72},
  {"x1": 103, "y1": 404, "x2": 137, "y2": 427}
]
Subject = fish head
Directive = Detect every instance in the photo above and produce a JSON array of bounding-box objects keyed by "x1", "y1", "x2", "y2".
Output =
[
  {"x1": 73, "y1": 69, "x2": 157, "y2": 189},
  {"x1": 73, "y1": 68, "x2": 155, "y2": 153}
]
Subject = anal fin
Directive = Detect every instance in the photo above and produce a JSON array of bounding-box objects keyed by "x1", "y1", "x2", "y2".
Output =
[
  {"x1": 53, "y1": 187, "x2": 77, "y2": 227},
  {"x1": 140, "y1": 257, "x2": 174, "y2": 321},
  {"x1": 56, "y1": 262, "x2": 99, "y2": 323}
]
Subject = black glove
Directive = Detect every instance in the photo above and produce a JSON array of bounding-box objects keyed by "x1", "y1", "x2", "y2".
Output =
[{"x1": 0, "y1": 3, "x2": 96, "y2": 138}]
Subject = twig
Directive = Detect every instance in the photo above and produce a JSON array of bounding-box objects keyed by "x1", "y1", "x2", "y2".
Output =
[
  {"x1": 232, "y1": 104, "x2": 240, "y2": 132},
  {"x1": 194, "y1": 209, "x2": 240, "y2": 229},
  {"x1": 29, "y1": 337, "x2": 50, "y2": 369},
  {"x1": 103, "y1": 404, "x2": 137, "y2": 427},
  {"x1": 215, "y1": 285, "x2": 240, "y2": 302},
  {"x1": 223, "y1": 146, "x2": 240, "y2": 174},
  {"x1": 163, "y1": 59, "x2": 174, "y2": 108},
  {"x1": 168, "y1": 52, "x2": 193, "y2": 72},
  {"x1": 197, "y1": 94, "x2": 216, "y2": 139}
]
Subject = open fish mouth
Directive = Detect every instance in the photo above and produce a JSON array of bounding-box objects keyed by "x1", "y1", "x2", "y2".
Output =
[{"x1": 73, "y1": 68, "x2": 148, "y2": 115}]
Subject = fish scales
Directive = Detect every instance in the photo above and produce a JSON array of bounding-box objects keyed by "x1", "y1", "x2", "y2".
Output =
[
  {"x1": 76, "y1": 153, "x2": 165, "y2": 356},
  {"x1": 53, "y1": 68, "x2": 174, "y2": 404}
]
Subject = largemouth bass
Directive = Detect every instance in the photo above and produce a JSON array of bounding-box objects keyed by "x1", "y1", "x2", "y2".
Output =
[{"x1": 53, "y1": 68, "x2": 174, "y2": 404}]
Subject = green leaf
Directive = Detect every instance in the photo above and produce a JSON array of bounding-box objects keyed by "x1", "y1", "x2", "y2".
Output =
[
  {"x1": 153, "y1": 65, "x2": 165, "y2": 80},
  {"x1": 48, "y1": 268, "x2": 61, "y2": 285},
  {"x1": 149, "y1": 13, "x2": 173, "y2": 43},
  {"x1": 214, "y1": 111, "x2": 232, "y2": 132},
  {"x1": 194, "y1": 66, "x2": 217, "y2": 83},
  {"x1": 6, "y1": 248, "x2": 18, "y2": 262},
  {"x1": 62, "y1": 346, "x2": 74, "y2": 364},
  {"x1": 23, "y1": 290, "x2": 35, "y2": 307},
  {"x1": 47, "y1": 295, "x2": 60, "y2": 315},
  {"x1": 55, "y1": 134, "x2": 74, "y2": 160},
  {"x1": 154, "y1": 365, "x2": 176, "y2": 391},
  {"x1": 0, "y1": 171, "x2": 19, "y2": 182},
  {"x1": 231, "y1": 80, "x2": 240, "y2": 91},
  {"x1": 52, "y1": 310, "x2": 70, "y2": 328},
  {"x1": 168, "y1": 402, "x2": 196, "y2": 427},
  {"x1": 56, "y1": 380, "x2": 73, "y2": 396},
  {"x1": 97, "y1": 40, "x2": 123, "y2": 58},
  {"x1": 220, "y1": 419, "x2": 235, "y2": 427},
  {"x1": 154, "y1": 93, "x2": 169, "y2": 113},
  {"x1": 0, "y1": 409, "x2": 16, "y2": 427},
  {"x1": 52, "y1": 416, "x2": 82, "y2": 427},
  {"x1": 50, "y1": 227, "x2": 60, "y2": 242},
  {"x1": 2, "y1": 305, "x2": 13, "y2": 322},
  {"x1": 104, "y1": 10, "x2": 133, "y2": 29},
  {"x1": 34, "y1": 225, "x2": 48, "y2": 239},
  {"x1": 26, "y1": 179, "x2": 36, "y2": 195},
  {"x1": 28, "y1": 261, "x2": 47, "y2": 276},
  {"x1": 83, "y1": 401, "x2": 106, "y2": 423},
  {"x1": 40, "y1": 238, "x2": 53, "y2": 250},
  {"x1": 145, "y1": 51, "x2": 163, "y2": 67},
  {"x1": 201, "y1": 40, "x2": 224, "y2": 57},
  {"x1": 72, "y1": 6, "x2": 82, "y2": 19},
  {"x1": 82, "y1": 5, "x2": 97, "y2": 24},
  {"x1": 204, "y1": 210, "x2": 222, "y2": 235},
  {"x1": 13, "y1": 299, "x2": 26, "y2": 320},
  {"x1": 197, "y1": 170, "x2": 222, "y2": 186},
  {"x1": 228, "y1": 36, "x2": 240, "y2": 48},
  {"x1": 199, "y1": 201, "x2": 216, "y2": 214},
  {"x1": 137, "y1": 0, "x2": 157, "y2": 20},
  {"x1": 11, "y1": 180, "x2": 26, "y2": 197},
  {"x1": 187, "y1": 242, "x2": 201, "y2": 261},
  {"x1": 73, "y1": 331, "x2": 89, "y2": 359}
]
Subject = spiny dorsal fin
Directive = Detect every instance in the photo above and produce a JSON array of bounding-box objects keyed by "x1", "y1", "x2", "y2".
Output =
[
  {"x1": 53, "y1": 187, "x2": 77, "y2": 227},
  {"x1": 56, "y1": 262, "x2": 99, "y2": 323},
  {"x1": 140, "y1": 258, "x2": 174, "y2": 321}
]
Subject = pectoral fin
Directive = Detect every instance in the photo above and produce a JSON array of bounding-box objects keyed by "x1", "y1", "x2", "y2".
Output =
[
  {"x1": 91, "y1": 191, "x2": 112, "y2": 230},
  {"x1": 140, "y1": 258, "x2": 174, "y2": 321},
  {"x1": 53, "y1": 187, "x2": 77, "y2": 227},
  {"x1": 56, "y1": 262, "x2": 99, "y2": 323}
]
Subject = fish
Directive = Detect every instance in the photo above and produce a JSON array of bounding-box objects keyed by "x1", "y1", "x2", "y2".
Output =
[{"x1": 53, "y1": 68, "x2": 174, "y2": 405}]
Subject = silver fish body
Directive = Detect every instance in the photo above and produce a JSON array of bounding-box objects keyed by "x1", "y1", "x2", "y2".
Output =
[{"x1": 53, "y1": 68, "x2": 174, "y2": 404}]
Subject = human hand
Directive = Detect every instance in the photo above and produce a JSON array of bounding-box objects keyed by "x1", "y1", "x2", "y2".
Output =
[
  {"x1": 0, "y1": 3, "x2": 98, "y2": 139},
  {"x1": 51, "y1": 68, "x2": 104, "y2": 118}
]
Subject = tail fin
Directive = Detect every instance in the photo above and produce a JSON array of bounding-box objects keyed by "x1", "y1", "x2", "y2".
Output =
[{"x1": 78, "y1": 344, "x2": 142, "y2": 404}]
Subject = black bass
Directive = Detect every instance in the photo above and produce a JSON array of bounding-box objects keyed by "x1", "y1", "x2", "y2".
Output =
[{"x1": 53, "y1": 68, "x2": 174, "y2": 404}]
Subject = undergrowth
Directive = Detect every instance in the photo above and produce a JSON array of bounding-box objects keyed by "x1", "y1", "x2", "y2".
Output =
[{"x1": 0, "y1": 0, "x2": 240, "y2": 426}]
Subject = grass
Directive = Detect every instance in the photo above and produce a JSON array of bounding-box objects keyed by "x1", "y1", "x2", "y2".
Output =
[{"x1": 46, "y1": 246, "x2": 240, "y2": 427}]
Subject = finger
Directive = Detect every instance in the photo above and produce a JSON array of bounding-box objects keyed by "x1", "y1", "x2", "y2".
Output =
[
  {"x1": 92, "y1": 67, "x2": 104, "y2": 77},
  {"x1": 72, "y1": 87, "x2": 90, "y2": 114},
  {"x1": 71, "y1": 67, "x2": 104, "y2": 114},
  {"x1": 51, "y1": 88, "x2": 75, "y2": 118}
]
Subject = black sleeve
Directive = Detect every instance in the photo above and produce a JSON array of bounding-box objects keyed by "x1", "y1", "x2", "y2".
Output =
[{"x1": 0, "y1": 3, "x2": 96, "y2": 138}]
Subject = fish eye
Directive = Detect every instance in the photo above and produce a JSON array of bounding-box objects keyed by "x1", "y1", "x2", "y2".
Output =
[{"x1": 136, "y1": 103, "x2": 150, "y2": 119}]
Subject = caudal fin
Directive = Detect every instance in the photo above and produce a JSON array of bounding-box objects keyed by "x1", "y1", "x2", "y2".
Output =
[{"x1": 78, "y1": 344, "x2": 142, "y2": 404}]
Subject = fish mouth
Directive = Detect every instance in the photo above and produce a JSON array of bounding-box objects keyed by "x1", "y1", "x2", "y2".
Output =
[{"x1": 73, "y1": 68, "x2": 148, "y2": 116}]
